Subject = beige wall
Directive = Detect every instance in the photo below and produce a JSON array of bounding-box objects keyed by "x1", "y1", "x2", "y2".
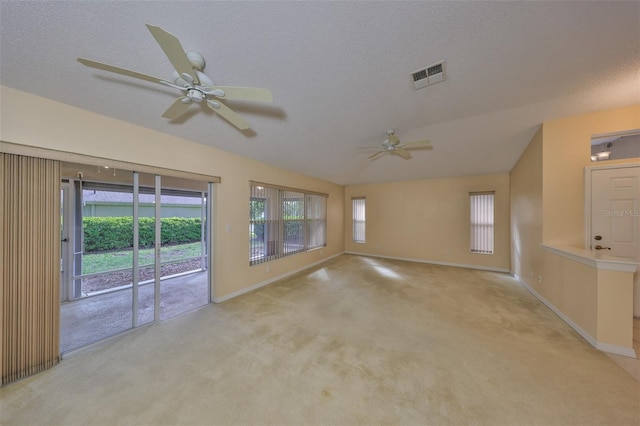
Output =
[
  {"x1": 344, "y1": 174, "x2": 510, "y2": 271},
  {"x1": 597, "y1": 269, "x2": 634, "y2": 348},
  {"x1": 0, "y1": 86, "x2": 345, "y2": 299},
  {"x1": 510, "y1": 126, "x2": 543, "y2": 287},
  {"x1": 542, "y1": 104, "x2": 640, "y2": 245},
  {"x1": 541, "y1": 251, "x2": 598, "y2": 337}
]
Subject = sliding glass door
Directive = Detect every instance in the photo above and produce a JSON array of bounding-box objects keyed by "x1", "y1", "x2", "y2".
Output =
[
  {"x1": 60, "y1": 164, "x2": 212, "y2": 353},
  {"x1": 60, "y1": 171, "x2": 136, "y2": 351},
  {"x1": 158, "y1": 182, "x2": 209, "y2": 320}
]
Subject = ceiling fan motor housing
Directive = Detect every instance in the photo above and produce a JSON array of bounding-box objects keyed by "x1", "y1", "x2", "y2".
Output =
[{"x1": 187, "y1": 89, "x2": 204, "y2": 103}]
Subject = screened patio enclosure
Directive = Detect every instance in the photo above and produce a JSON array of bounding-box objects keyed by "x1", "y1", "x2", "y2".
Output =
[{"x1": 59, "y1": 162, "x2": 214, "y2": 353}]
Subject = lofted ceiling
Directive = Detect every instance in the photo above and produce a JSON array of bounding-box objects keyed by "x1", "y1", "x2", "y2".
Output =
[{"x1": 1, "y1": 1, "x2": 638, "y2": 185}]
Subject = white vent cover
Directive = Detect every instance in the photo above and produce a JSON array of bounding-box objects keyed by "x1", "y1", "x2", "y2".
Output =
[{"x1": 411, "y1": 61, "x2": 446, "y2": 90}]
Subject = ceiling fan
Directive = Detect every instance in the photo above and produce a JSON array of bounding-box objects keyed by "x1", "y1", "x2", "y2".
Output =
[
  {"x1": 77, "y1": 24, "x2": 273, "y2": 130},
  {"x1": 357, "y1": 129, "x2": 433, "y2": 160}
]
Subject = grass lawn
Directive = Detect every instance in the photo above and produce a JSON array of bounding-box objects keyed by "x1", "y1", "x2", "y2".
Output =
[{"x1": 82, "y1": 242, "x2": 203, "y2": 275}]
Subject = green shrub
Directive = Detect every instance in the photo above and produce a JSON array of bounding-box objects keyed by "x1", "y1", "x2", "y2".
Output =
[{"x1": 84, "y1": 217, "x2": 201, "y2": 252}]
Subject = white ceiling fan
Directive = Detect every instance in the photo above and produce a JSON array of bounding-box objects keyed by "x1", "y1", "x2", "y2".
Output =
[
  {"x1": 77, "y1": 24, "x2": 273, "y2": 131},
  {"x1": 357, "y1": 129, "x2": 433, "y2": 160}
]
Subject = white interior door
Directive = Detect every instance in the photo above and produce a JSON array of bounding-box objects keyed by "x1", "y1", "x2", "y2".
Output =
[{"x1": 590, "y1": 166, "x2": 640, "y2": 315}]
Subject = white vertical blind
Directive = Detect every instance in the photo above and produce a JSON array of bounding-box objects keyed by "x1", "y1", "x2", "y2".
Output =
[
  {"x1": 352, "y1": 197, "x2": 366, "y2": 243},
  {"x1": 282, "y1": 190, "x2": 305, "y2": 256},
  {"x1": 250, "y1": 185, "x2": 279, "y2": 264},
  {"x1": 250, "y1": 183, "x2": 327, "y2": 265},
  {"x1": 470, "y1": 192, "x2": 494, "y2": 254},
  {"x1": 307, "y1": 194, "x2": 326, "y2": 249}
]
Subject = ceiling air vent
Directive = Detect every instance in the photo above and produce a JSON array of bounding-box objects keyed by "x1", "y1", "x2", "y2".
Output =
[{"x1": 411, "y1": 61, "x2": 446, "y2": 90}]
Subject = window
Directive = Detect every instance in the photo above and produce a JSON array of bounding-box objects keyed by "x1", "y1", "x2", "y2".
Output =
[
  {"x1": 250, "y1": 182, "x2": 327, "y2": 265},
  {"x1": 352, "y1": 197, "x2": 366, "y2": 243},
  {"x1": 470, "y1": 192, "x2": 494, "y2": 254}
]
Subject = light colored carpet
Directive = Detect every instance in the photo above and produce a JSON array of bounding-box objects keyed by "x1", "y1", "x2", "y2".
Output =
[{"x1": 1, "y1": 254, "x2": 638, "y2": 425}]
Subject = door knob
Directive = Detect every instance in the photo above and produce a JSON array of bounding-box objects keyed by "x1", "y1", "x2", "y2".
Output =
[
  {"x1": 594, "y1": 235, "x2": 602, "y2": 241},
  {"x1": 594, "y1": 245, "x2": 611, "y2": 250}
]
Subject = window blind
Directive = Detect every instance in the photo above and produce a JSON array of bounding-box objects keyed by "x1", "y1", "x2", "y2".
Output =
[
  {"x1": 282, "y1": 190, "x2": 305, "y2": 257},
  {"x1": 352, "y1": 197, "x2": 366, "y2": 243},
  {"x1": 307, "y1": 194, "x2": 327, "y2": 249},
  {"x1": 470, "y1": 192, "x2": 494, "y2": 254},
  {"x1": 250, "y1": 183, "x2": 327, "y2": 265},
  {"x1": 2, "y1": 154, "x2": 61, "y2": 384}
]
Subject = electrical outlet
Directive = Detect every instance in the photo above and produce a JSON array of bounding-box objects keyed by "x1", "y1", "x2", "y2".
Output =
[
  {"x1": 538, "y1": 274, "x2": 542, "y2": 283},
  {"x1": 266, "y1": 266, "x2": 271, "y2": 272},
  {"x1": 320, "y1": 249, "x2": 323, "y2": 255}
]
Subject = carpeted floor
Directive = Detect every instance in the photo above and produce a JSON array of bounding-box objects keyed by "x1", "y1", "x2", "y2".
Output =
[{"x1": 1, "y1": 254, "x2": 638, "y2": 425}]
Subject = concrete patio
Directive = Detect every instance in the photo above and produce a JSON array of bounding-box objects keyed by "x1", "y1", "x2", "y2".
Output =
[{"x1": 60, "y1": 270, "x2": 209, "y2": 353}]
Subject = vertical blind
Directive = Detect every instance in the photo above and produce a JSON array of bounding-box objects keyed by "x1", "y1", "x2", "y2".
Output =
[
  {"x1": 1, "y1": 154, "x2": 61, "y2": 384},
  {"x1": 250, "y1": 182, "x2": 327, "y2": 265},
  {"x1": 282, "y1": 190, "x2": 305, "y2": 257},
  {"x1": 352, "y1": 197, "x2": 366, "y2": 243},
  {"x1": 470, "y1": 192, "x2": 494, "y2": 254},
  {"x1": 307, "y1": 194, "x2": 327, "y2": 250}
]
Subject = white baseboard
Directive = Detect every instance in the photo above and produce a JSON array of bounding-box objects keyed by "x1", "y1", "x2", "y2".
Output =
[
  {"x1": 596, "y1": 342, "x2": 637, "y2": 358},
  {"x1": 213, "y1": 252, "x2": 344, "y2": 303},
  {"x1": 513, "y1": 274, "x2": 637, "y2": 358},
  {"x1": 344, "y1": 251, "x2": 510, "y2": 273},
  {"x1": 513, "y1": 274, "x2": 597, "y2": 347}
]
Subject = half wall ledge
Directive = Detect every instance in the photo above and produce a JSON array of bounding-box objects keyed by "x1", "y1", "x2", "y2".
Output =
[{"x1": 539, "y1": 243, "x2": 637, "y2": 358}]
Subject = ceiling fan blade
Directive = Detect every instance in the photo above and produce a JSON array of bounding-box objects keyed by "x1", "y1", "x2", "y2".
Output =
[
  {"x1": 369, "y1": 150, "x2": 388, "y2": 160},
  {"x1": 394, "y1": 148, "x2": 412, "y2": 159},
  {"x1": 388, "y1": 134, "x2": 400, "y2": 145},
  {"x1": 357, "y1": 145, "x2": 384, "y2": 151},
  {"x1": 206, "y1": 100, "x2": 250, "y2": 130},
  {"x1": 212, "y1": 87, "x2": 273, "y2": 103},
  {"x1": 77, "y1": 58, "x2": 166, "y2": 85},
  {"x1": 405, "y1": 145, "x2": 434, "y2": 152},
  {"x1": 146, "y1": 24, "x2": 198, "y2": 84},
  {"x1": 402, "y1": 139, "x2": 432, "y2": 149},
  {"x1": 162, "y1": 97, "x2": 191, "y2": 119}
]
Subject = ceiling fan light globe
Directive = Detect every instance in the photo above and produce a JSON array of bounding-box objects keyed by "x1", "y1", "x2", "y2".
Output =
[
  {"x1": 195, "y1": 70, "x2": 214, "y2": 88},
  {"x1": 186, "y1": 51, "x2": 205, "y2": 71},
  {"x1": 172, "y1": 70, "x2": 189, "y2": 87}
]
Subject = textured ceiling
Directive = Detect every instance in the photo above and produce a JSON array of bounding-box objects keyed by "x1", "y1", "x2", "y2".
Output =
[{"x1": 1, "y1": 1, "x2": 639, "y2": 185}]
